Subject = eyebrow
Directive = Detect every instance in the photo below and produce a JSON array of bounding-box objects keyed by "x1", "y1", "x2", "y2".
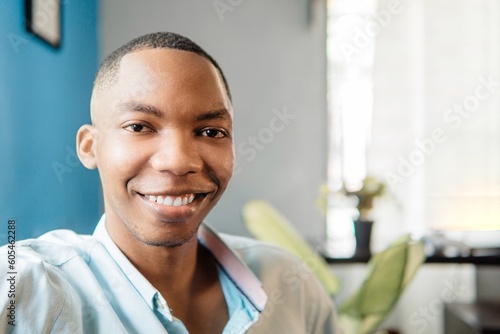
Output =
[
  {"x1": 195, "y1": 109, "x2": 232, "y2": 122},
  {"x1": 117, "y1": 101, "x2": 164, "y2": 118},
  {"x1": 117, "y1": 101, "x2": 231, "y2": 122}
]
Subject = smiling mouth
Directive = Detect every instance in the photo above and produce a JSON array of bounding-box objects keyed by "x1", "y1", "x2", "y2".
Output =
[{"x1": 142, "y1": 193, "x2": 207, "y2": 207}]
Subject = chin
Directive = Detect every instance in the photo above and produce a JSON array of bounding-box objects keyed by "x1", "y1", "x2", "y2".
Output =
[{"x1": 129, "y1": 220, "x2": 200, "y2": 248}]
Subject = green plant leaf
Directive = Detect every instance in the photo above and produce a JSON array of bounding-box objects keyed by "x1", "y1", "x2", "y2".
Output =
[
  {"x1": 339, "y1": 235, "x2": 425, "y2": 333},
  {"x1": 242, "y1": 200, "x2": 341, "y2": 296}
]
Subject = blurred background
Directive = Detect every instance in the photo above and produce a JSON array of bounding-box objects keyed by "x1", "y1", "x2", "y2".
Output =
[
  {"x1": 0, "y1": 0, "x2": 328, "y2": 240},
  {"x1": 1, "y1": 1, "x2": 500, "y2": 333}
]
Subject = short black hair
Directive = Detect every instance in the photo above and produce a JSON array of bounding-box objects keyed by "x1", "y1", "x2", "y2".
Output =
[{"x1": 93, "y1": 32, "x2": 231, "y2": 101}]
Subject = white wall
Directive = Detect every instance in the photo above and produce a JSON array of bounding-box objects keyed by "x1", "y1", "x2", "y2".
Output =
[{"x1": 99, "y1": 0, "x2": 328, "y2": 238}]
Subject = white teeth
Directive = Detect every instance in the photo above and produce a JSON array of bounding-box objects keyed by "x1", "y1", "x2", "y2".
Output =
[
  {"x1": 163, "y1": 196, "x2": 173, "y2": 206},
  {"x1": 173, "y1": 197, "x2": 182, "y2": 207},
  {"x1": 146, "y1": 193, "x2": 197, "y2": 207}
]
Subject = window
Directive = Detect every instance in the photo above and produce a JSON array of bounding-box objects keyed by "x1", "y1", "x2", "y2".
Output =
[{"x1": 327, "y1": 0, "x2": 500, "y2": 251}]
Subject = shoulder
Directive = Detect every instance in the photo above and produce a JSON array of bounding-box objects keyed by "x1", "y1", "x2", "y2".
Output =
[
  {"x1": 220, "y1": 233, "x2": 322, "y2": 284},
  {"x1": 219, "y1": 233, "x2": 339, "y2": 333},
  {"x1": 2, "y1": 229, "x2": 96, "y2": 266},
  {"x1": 0, "y1": 230, "x2": 91, "y2": 332},
  {"x1": 0, "y1": 228, "x2": 97, "y2": 289},
  {"x1": 218, "y1": 233, "x2": 317, "y2": 295},
  {"x1": 0, "y1": 229, "x2": 99, "y2": 290},
  {"x1": 219, "y1": 233, "x2": 306, "y2": 275}
]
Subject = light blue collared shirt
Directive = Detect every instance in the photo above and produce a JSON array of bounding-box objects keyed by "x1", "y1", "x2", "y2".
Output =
[
  {"x1": 0, "y1": 216, "x2": 268, "y2": 333},
  {"x1": 92, "y1": 215, "x2": 260, "y2": 333},
  {"x1": 1, "y1": 217, "x2": 338, "y2": 333}
]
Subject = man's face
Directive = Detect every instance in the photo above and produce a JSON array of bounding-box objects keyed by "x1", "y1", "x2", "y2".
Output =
[{"x1": 90, "y1": 49, "x2": 234, "y2": 248}]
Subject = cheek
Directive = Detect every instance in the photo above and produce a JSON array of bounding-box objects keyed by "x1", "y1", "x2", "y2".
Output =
[
  {"x1": 204, "y1": 145, "x2": 234, "y2": 187},
  {"x1": 96, "y1": 136, "x2": 148, "y2": 185}
]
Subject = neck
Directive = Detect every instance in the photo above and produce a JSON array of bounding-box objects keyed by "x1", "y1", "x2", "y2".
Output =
[
  {"x1": 121, "y1": 237, "x2": 220, "y2": 320},
  {"x1": 117, "y1": 233, "x2": 202, "y2": 291},
  {"x1": 106, "y1": 222, "x2": 220, "y2": 308},
  {"x1": 105, "y1": 219, "x2": 228, "y2": 331}
]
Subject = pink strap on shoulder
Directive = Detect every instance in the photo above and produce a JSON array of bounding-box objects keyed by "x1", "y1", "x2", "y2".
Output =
[{"x1": 198, "y1": 224, "x2": 268, "y2": 312}]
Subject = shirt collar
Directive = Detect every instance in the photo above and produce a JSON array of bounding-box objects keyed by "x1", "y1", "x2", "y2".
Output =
[
  {"x1": 92, "y1": 214, "x2": 267, "y2": 313},
  {"x1": 92, "y1": 215, "x2": 173, "y2": 321}
]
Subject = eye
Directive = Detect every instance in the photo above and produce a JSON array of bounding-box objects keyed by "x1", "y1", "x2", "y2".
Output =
[
  {"x1": 200, "y1": 128, "x2": 226, "y2": 139},
  {"x1": 124, "y1": 123, "x2": 153, "y2": 133}
]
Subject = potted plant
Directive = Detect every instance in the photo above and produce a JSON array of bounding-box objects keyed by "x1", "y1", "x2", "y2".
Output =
[{"x1": 345, "y1": 176, "x2": 386, "y2": 258}]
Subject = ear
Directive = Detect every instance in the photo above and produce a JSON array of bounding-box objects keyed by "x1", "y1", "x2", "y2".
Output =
[{"x1": 76, "y1": 124, "x2": 97, "y2": 169}]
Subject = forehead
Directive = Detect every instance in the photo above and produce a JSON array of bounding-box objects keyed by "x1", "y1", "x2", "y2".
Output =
[
  {"x1": 92, "y1": 48, "x2": 231, "y2": 117},
  {"x1": 118, "y1": 48, "x2": 225, "y2": 96}
]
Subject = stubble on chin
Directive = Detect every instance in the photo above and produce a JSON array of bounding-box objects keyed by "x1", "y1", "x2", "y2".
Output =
[{"x1": 128, "y1": 222, "x2": 201, "y2": 248}]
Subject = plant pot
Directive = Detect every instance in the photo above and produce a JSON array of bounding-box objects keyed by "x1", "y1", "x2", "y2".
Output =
[{"x1": 354, "y1": 220, "x2": 373, "y2": 258}]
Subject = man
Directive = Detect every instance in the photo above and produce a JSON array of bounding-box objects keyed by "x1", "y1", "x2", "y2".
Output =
[{"x1": 1, "y1": 32, "x2": 338, "y2": 333}]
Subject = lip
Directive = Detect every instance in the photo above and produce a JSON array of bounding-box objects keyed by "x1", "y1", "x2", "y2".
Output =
[
  {"x1": 136, "y1": 190, "x2": 211, "y2": 223},
  {"x1": 140, "y1": 189, "x2": 211, "y2": 197}
]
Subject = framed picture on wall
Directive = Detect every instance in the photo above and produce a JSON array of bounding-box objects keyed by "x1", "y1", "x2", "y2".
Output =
[{"x1": 25, "y1": 0, "x2": 62, "y2": 49}]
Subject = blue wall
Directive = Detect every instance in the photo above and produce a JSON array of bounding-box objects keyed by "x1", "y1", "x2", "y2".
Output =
[{"x1": 0, "y1": 1, "x2": 101, "y2": 242}]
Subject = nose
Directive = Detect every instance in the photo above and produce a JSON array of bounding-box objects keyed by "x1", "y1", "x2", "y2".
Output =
[{"x1": 149, "y1": 131, "x2": 203, "y2": 176}]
